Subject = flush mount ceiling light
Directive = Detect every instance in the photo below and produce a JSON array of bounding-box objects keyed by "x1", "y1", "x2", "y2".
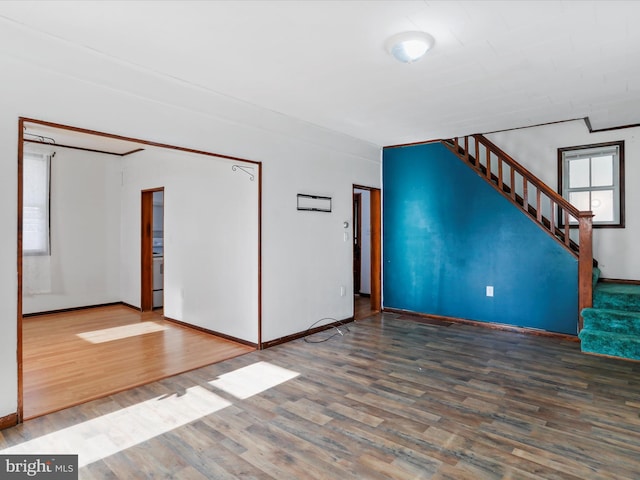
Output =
[{"x1": 385, "y1": 31, "x2": 435, "y2": 63}]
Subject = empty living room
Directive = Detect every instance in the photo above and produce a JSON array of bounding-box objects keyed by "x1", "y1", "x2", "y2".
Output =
[{"x1": 1, "y1": 1, "x2": 640, "y2": 479}]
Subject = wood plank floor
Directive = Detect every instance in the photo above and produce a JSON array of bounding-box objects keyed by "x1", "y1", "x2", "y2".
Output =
[
  {"x1": 22, "y1": 305, "x2": 254, "y2": 419},
  {"x1": 355, "y1": 294, "x2": 378, "y2": 320},
  {"x1": 4, "y1": 310, "x2": 640, "y2": 478}
]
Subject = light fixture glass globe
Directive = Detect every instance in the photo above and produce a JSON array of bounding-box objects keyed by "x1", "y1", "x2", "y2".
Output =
[{"x1": 386, "y1": 31, "x2": 435, "y2": 63}]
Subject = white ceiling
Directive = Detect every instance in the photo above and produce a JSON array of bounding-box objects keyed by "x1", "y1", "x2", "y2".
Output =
[
  {"x1": 23, "y1": 122, "x2": 147, "y2": 155},
  {"x1": 3, "y1": 0, "x2": 640, "y2": 147}
]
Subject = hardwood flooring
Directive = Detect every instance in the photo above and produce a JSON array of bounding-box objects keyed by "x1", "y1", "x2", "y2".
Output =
[
  {"x1": 22, "y1": 305, "x2": 254, "y2": 420},
  {"x1": 4, "y1": 310, "x2": 640, "y2": 479},
  {"x1": 354, "y1": 294, "x2": 378, "y2": 320}
]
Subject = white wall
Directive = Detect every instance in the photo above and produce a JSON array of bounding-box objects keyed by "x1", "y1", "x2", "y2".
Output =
[
  {"x1": 261, "y1": 152, "x2": 380, "y2": 341},
  {"x1": 0, "y1": 20, "x2": 380, "y2": 418},
  {"x1": 487, "y1": 120, "x2": 640, "y2": 280},
  {"x1": 0, "y1": 112, "x2": 18, "y2": 422},
  {"x1": 120, "y1": 148, "x2": 259, "y2": 343},
  {"x1": 23, "y1": 148, "x2": 122, "y2": 314}
]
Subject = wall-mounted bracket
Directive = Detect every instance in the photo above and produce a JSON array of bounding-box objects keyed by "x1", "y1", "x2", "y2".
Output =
[
  {"x1": 297, "y1": 194, "x2": 332, "y2": 212},
  {"x1": 232, "y1": 165, "x2": 255, "y2": 181}
]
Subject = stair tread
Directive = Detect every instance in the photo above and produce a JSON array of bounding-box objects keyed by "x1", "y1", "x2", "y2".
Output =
[
  {"x1": 593, "y1": 283, "x2": 640, "y2": 312},
  {"x1": 582, "y1": 307, "x2": 640, "y2": 317},
  {"x1": 579, "y1": 333, "x2": 640, "y2": 360},
  {"x1": 581, "y1": 309, "x2": 640, "y2": 335},
  {"x1": 579, "y1": 329, "x2": 640, "y2": 360},
  {"x1": 579, "y1": 328, "x2": 640, "y2": 339},
  {"x1": 595, "y1": 283, "x2": 640, "y2": 293}
]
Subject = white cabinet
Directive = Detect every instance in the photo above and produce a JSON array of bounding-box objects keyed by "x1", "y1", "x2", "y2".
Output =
[{"x1": 153, "y1": 256, "x2": 163, "y2": 308}]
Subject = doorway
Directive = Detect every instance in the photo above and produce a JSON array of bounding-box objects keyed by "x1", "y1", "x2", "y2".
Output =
[
  {"x1": 141, "y1": 188, "x2": 164, "y2": 312},
  {"x1": 353, "y1": 192, "x2": 362, "y2": 295},
  {"x1": 353, "y1": 186, "x2": 381, "y2": 319}
]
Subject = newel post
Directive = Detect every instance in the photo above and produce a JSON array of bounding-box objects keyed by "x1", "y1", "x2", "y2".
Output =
[{"x1": 577, "y1": 211, "x2": 594, "y2": 332}]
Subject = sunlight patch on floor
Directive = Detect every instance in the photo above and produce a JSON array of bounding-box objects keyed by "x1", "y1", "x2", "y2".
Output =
[
  {"x1": 209, "y1": 360, "x2": 300, "y2": 399},
  {"x1": 3, "y1": 362, "x2": 300, "y2": 468},
  {"x1": 2, "y1": 386, "x2": 231, "y2": 467},
  {"x1": 76, "y1": 321, "x2": 168, "y2": 343}
]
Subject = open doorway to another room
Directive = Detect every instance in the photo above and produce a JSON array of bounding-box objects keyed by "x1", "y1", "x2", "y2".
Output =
[
  {"x1": 17, "y1": 118, "x2": 260, "y2": 421},
  {"x1": 353, "y1": 186, "x2": 381, "y2": 320},
  {"x1": 141, "y1": 188, "x2": 164, "y2": 312}
]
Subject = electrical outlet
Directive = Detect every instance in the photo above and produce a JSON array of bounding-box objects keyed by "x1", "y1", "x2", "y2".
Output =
[{"x1": 486, "y1": 286, "x2": 494, "y2": 297}]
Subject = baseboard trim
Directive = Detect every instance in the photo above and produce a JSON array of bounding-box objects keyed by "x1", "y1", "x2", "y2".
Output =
[
  {"x1": 599, "y1": 278, "x2": 640, "y2": 285},
  {"x1": 163, "y1": 316, "x2": 257, "y2": 349},
  {"x1": 22, "y1": 301, "x2": 125, "y2": 318},
  {"x1": 261, "y1": 316, "x2": 355, "y2": 349},
  {"x1": 122, "y1": 302, "x2": 142, "y2": 311},
  {"x1": 383, "y1": 308, "x2": 580, "y2": 341},
  {"x1": 0, "y1": 412, "x2": 18, "y2": 430}
]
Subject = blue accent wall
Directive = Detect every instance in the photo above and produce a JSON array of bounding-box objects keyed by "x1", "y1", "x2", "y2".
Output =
[{"x1": 383, "y1": 142, "x2": 578, "y2": 335}]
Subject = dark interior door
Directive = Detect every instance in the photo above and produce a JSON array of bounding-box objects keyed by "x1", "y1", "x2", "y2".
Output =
[{"x1": 353, "y1": 192, "x2": 362, "y2": 295}]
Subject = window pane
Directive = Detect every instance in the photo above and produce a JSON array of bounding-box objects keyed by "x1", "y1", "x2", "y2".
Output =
[
  {"x1": 569, "y1": 191, "x2": 590, "y2": 211},
  {"x1": 560, "y1": 141, "x2": 623, "y2": 227},
  {"x1": 568, "y1": 158, "x2": 590, "y2": 188},
  {"x1": 591, "y1": 155, "x2": 613, "y2": 187},
  {"x1": 23, "y1": 152, "x2": 50, "y2": 254},
  {"x1": 591, "y1": 189, "x2": 615, "y2": 222}
]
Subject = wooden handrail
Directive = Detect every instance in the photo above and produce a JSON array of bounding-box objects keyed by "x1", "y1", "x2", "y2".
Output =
[
  {"x1": 444, "y1": 134, "x2": 594, "y2": 333},
  {"x1": 473, "y1": 135, "x2": 581, "y2": 219}
]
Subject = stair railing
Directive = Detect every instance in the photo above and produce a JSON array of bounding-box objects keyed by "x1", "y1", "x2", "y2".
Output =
[{"x1": 444, "y1": 134, "x2": 594, "y2": 331}]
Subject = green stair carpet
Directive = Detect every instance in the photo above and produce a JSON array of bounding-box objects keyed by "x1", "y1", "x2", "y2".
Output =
[
  {"x1": 581, "y1": 308, "x2": 640, "y2": 336},
  {"x1": 579, "y1": 281, "x2": 640, "y2": 361},
  {"x1": 579, "y1": 330, "x2": 640, "y2": 360},
  {"x1": 592, "y1": 283, "x2": 640, "y2": 311}
]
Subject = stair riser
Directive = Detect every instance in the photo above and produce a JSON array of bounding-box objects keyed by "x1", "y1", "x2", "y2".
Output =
[
  {"x1": 582, "y1": 320, "x2": 640, "y2": 336},
  {"x1": 593, "y1": 295, "x2": 640, "y2": 312},
  {"x1": 579, "y1": 331, "x2": 640, "y2": 361},
  {"x1": 582, "y1": 311, "x2": 640, "y2": 336}
]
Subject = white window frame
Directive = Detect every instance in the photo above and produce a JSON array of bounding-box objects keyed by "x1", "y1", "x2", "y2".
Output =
[
  {"x1": 558, "y1": 141, "x2": 624, "y2": 228},
  {"x1": 23, "y1": 150, "x2": 52, "y2": 255}
]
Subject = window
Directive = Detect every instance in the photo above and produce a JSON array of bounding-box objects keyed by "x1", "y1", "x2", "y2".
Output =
[
  {"x1": 558, "y1": 141, "x2": 624, "y2": 227},
  {"x1": 23, "y1": 150, "x2": 51, "y2": 255}
]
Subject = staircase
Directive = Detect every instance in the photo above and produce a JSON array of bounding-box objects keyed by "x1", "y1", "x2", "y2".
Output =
[
  {"x1": 580, "y1": 276, "x2": 640, "y2": 360},
  {"x1": 443, "y1": 134, "x2": 594, "y2": 331},
  {"x1": 443, "y1": 135, "x2": 640, "y2": 360}
]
